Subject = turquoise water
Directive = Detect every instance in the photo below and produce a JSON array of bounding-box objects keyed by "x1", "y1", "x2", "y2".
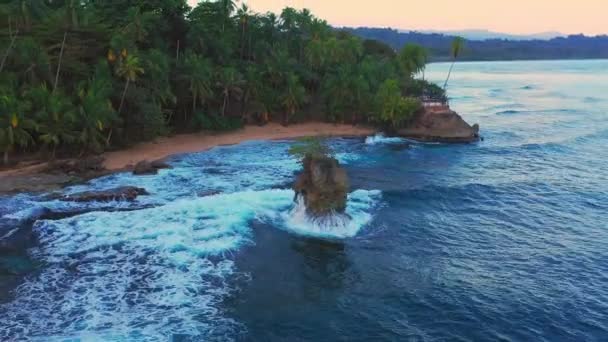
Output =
[{"x1": 1, "y1": 60, "x2": 607, "y2": 341}]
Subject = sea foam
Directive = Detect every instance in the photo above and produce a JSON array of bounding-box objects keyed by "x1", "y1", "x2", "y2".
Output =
[{"x1": 0, "y1": 187, "x2": 381, "y2": 341}]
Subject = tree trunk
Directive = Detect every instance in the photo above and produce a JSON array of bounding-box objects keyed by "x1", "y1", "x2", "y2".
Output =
[
  {"x1": 53, "y1": 31, "x2": 68, "y2": 94},
  {"x1": 248, "y1": 30, "x2": 253, "y2": 60},
  {"x1": 443, "y1": 59, "x2": 456, "y2": 90},
  {"x1": 106, "y1": 129, "x2": 113, "y2": 146},
  {"x1": 3, "y1": 150, "x2": 8, "y2": 166},
  {"x1": 240, "y1": 23, "x2": 246, "y2": 59},
  {"x1": 118, "y1": 79, "x2": 130, "y2": 115},
  {"x1": 222, "y1": 91, "x2": 229, "y2": 117},
  {"x1": 192, "y1": 92, "x2": 197, "y2": 114},
  {"x1": 0, "y1": 29, "x2": 18, "y2": 73},
  {"x1": 176, "y1": 39, "x2": 180, "y2": 61}
]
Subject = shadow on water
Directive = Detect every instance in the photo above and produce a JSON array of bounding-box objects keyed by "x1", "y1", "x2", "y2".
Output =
[{"x1": 225, "y1": 220, "x2": 355, "y2": 340}]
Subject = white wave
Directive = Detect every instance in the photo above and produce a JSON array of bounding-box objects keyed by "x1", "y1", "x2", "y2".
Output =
[
  {"x1": 334, "y1": 152, "x2": 361, "y2": 164},
  {"x1": 0, "y1": 187, "x2": 382, "y2": 340},
  {"x1": 0, "y1": 189, "x2": 294, "y2": 341},
  {"x1": 282, "y1": 190, "x2": 382, "y2": 239},
  {"x1": 365, "y1": 133, "x2": 406, "y2": 145}
]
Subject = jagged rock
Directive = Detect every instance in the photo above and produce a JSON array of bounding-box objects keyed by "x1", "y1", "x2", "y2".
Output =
[
  {"x1": 293, "y1": 155, "x2": 349, "y2": 216},
  {"x1": 398, "y1": 108, "x2": 480, "y2": 143},
  {"x1": 61, "y1": 186, "x2": 148, "y2": 202},
  {"x1": 133, "y1": 159, "x2": 171, "y2": 175}
]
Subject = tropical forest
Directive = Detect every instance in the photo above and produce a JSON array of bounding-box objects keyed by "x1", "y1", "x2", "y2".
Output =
[{"x1": 0, "y1": 0, "x2": 447, "y2": 164}]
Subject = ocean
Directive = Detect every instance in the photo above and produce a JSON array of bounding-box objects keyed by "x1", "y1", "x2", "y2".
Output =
[{"x1": 1, "y1": 59, "x2": 607, "y2": 341}]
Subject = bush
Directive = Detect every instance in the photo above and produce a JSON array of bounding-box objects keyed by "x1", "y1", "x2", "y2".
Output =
[{"x1": 288, "y1": 136, "x2": 333, "y2": 160}]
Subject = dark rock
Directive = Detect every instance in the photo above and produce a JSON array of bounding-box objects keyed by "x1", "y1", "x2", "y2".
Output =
[
  {"x1": 133, "y1": 159, "x2": 171, "y2": 175},
  {"x1": 398, "y1": 108, "x2": 480, "y2": 143},
  {"x1": 151, "y1": 160, "x2": 172, "y2": 170},
  {"x1": 62, "y1": 186, "x2": 149, "y2": 202},
  {"x1": 293, "y1": 155, "x2": 349, "y2": 216}
]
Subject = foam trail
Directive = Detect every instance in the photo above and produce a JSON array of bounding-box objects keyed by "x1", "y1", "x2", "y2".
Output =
[
  {"x1": 0, "y1": 187, "x2": 381, "y2": 340},
  {"x1": 365, "y1": 133, "x2": 405, "y2": 145},
  {"x1": 282, "y1": 190, "x2": 382, "y2": 239},
  {"x1": 0, "y1": 190, "x2": 294, "y2": 341}
]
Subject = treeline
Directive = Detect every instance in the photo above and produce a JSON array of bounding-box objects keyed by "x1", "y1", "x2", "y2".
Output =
[
  {"x1": 0, "y1": 0, "x2": 448, "y2": 165},
  {"x1": 346, "y1": 27, "x2": 608, "y2": 61}
]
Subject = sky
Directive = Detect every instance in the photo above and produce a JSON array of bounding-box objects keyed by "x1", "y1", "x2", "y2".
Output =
[{"x1": 189, "y1": 0, "x2": 607, "y2": 36}]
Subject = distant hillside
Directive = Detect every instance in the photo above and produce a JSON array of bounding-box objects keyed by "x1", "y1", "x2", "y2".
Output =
[
  {"x1": 412, "y1": 29, "x2": 564, "y2": 41},
  {"x1": 344, "y1": 27, "x2": 608, "y2": 61}
]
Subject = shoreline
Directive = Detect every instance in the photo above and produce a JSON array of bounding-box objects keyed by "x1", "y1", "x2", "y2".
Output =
[
  {"x1": 101, "y1": 122, "x2": 376, "y2": 171},
  {"x1": 0, "y1": 123, "x2": 376, "y2": 183}
]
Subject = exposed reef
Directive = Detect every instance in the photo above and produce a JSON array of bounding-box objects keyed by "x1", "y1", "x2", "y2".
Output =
[{"x1": 399, "y1": 107, "x2": 480, "y2": 143}]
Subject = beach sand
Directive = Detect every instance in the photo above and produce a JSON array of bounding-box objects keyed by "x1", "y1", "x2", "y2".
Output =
[{"x1": 0, "y1": 123, "x2": 375, "y2": 178}]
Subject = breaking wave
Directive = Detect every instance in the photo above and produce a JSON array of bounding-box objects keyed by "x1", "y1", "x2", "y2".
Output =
[{"x1": 0, "y1": 185, "x2": 381, "y2": 340}]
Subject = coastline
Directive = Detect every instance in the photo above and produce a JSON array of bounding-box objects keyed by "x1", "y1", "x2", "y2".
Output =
[
  {"x1": 101, "y1": 122, "x2": 376, "y2": 171},
  {"x1": 0, "y1": 123, "x2": 375, "y2": 193}
]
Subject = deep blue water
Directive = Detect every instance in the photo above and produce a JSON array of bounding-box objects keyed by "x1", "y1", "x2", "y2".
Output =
[{"x1": 1, "y1": 60, "x2": 608, "y2": 341}]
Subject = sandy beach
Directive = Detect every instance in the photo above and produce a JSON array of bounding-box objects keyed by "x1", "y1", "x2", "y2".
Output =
[{"x1": 0, "y1": 123, "x2": 375, "y2": 178}]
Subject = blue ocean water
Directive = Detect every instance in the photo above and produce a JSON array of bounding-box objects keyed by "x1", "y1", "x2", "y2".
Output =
[{"x1": 1, "y1": 60, "x2": 607, "y2": 341}]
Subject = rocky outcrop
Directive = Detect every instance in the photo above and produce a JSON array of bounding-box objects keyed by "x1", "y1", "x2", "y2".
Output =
[
  {"x1": 133, "y1": 160, "x2": 172, "y2": 175},
  {"x1": 398, "y1": 107, "x2": 480, "y2": 143},
  {"x1": 293, "y1": 155, "x2": 349, "y2": 216},
  {"x1": 61, "y1": 186, "x2": 148, "y2": 202}
]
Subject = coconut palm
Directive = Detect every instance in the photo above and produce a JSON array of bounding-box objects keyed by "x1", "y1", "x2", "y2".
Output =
[
  {"x1": 444, "y1": 36, "x2": 465, "y2": 90},
  {"x1": 280, "y1": 73, "x2": 306, "y2": 126},
  {"x1": 75, "y1": 71, "x2": 118, "y2": 154},
  {"x1": 115, "y1": 53, "x2": 144, "y2": 115},
  {"x1": 0, "y1": 92, "x2": 34, "y2": 165},
  {"x1": 217, "y1": 67, "x2": 244, "y2": 117},
  {"x1": 236, "y1": 4, "x2": 252, "y2": 59},
  {"x1": 398, "y1": 44, "x2": 428, "y2": 79},
  {"x1": 183, "y1": 52, "x2": 213, "y2": 114},
  {"x1": 29, "y1": 86, "x2": 78, "y2": 159}
]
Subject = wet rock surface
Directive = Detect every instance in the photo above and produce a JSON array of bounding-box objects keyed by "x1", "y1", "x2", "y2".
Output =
[
  {"x1": 133, "y1": 160, "x2": 172, "y2": 175},
  {"x1": 293, "y1": 155, "x2": 349, "y2": 216},
  {"x1": 398, "y1": 108, "x2": 480, "y2": 143},
  {"x1": 61, "y1": 186, "x2": 149, "y2": 202}
]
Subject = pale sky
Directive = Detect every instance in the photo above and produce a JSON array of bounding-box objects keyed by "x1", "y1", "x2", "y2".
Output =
[{"x1": 188, "y1": 0, "x2": 607, "y2": 35}]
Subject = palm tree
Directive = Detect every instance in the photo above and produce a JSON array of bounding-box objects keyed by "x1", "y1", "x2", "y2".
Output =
[
  {"x1": 218, "y1": 0, "x2": 236, "y2": 33},
  {"x1": 217, "y1": 67, "x2": 244, "y2": 117},
  {"x1": 444, "y1": 36, "x2": 465, "y2": 90},
  {"x1": 236, "y1": 4, "x2": 252, "y2": 59},
  {"x1": 115, "y1": 53, "x2": 144, "y2": 116},
  {"x1": 280, "y1": 73, "x2": 306, "y2": 126},
  {"x1": 398, "y1": 44, "x2": 428, "y2": 79},
  {"x1": 75, "y1": 75, "x2": 118, "y2": 154},
  {"x1": 29, "y1": 86, "x2": 77, "y2": 159},
  {"x1": 0, "y1": 93, "x2": 34, "y2": 165},
  {"x1": 183, "y1": 53, "x2": 213, "y2": 115},
  {"x1": 52, "y1": 0, "x2": 81, "y2": 93}
]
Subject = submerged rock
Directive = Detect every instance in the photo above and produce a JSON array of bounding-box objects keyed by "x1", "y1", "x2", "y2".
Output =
[
  {"x1": 61, "y1": 186, "x2": 149, "y2": 202},
  {"x1": 398, "y1": 107, "x2": 480, "y2": 143},
  {"x1": 133, "y1": 159, "x2": 172, "y2": 175},
  {"x1": 293, "y1": 155, "x2": 349, "y2": 216}
]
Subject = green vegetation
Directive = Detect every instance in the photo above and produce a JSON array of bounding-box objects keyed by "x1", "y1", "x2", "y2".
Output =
[
  {"x1": 288, "y1": 136, "x2": 332, "y2": 160},
  {"x1": 444, "y1": 37, "x2": 465, "y2": 90},
  {"x1": 0, "y1": 0, "x2": 444, "y2": 164}
]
